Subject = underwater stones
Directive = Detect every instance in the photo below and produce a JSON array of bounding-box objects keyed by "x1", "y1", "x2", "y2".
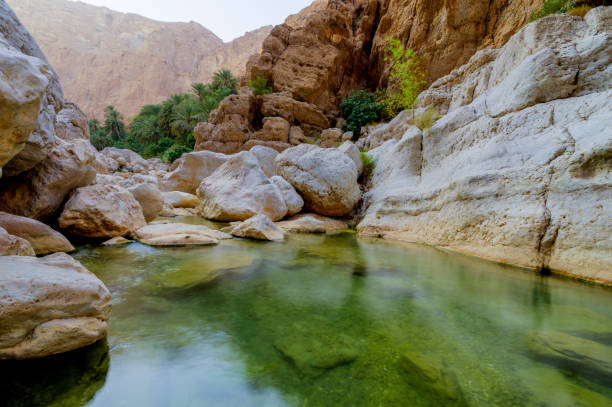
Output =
[
  {"x1": 276, "y1": 213, "x2": 350, "y2": 234},
  {"x1": 101, "y1": 237, "x2": 132, "y2": 246},
  {"x1": 231, "y1": 214, "x2": 286, "y2": 241},
  {"x1": 526, "y1": 331, "x2": 612, "y2": 382},
  {"x1": 59, "y1": 184, "x2": 146, "y2": 238},
  {"x1": 0, "y1": 211, "x2": 73, "y2": 255},
  {"x1": 0, "y1": 253, "x2": 112, "y2": 359},
  {"x1": 0, "y1": 226, "x2": 35, "y2": 256},
  {"x1": 134, "y1": 223, "x2": 229, "y2": 247},
  {"x1": 399, "y1": 352, "x2": 468, "y2": 406},
  {"x1": 275, "y1": 144, "x2": 360, "y2": 217},
  {"x1": 163, "y1": 191, "x2": 200, "y2": 209},
  {"x1": 197, "y1": 151, "x2": 288, "y2": 222},
  {"x1": 273, "y1": 323, "x2": 359, "y2": 377}
]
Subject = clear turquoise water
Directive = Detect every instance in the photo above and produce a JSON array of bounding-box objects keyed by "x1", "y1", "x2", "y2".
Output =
[{"x1": 2, "y1": 229, "x2": 611, "y2": 406}]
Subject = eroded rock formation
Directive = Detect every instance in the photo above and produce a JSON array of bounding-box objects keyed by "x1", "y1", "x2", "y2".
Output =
[{"x1": 358, "y1": 9, "x2": 612, "y2": 285}]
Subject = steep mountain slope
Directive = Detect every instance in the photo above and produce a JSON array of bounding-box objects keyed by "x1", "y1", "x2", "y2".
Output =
[{"x1": 7, "y1": 0, "x2": 272, "y2": 118}]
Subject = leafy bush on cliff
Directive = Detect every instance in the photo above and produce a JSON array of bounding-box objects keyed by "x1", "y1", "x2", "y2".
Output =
[
  {"x1": 340, "y1": 90, "x2": 382, "y2": 138},
  {"x1": 361, "y1": 152, "x2": 375, "y2": 178},
  {"x1": 379, "y1": 38, "x2": 426, "y2": 119},
  {"x1": 89, "y1": 69, "x2": 239, "y2": 161},
  {"x1": 247, "y1": 77, "x2": 273, "y2": 95}
]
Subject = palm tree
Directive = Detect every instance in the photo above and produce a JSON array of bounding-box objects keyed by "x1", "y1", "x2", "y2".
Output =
[
  {"x1": 103, "y1": 105, "x2": 126, "y2": 141},
  {"x1": 170, "y1": 99, "x2": 207, "y2": 140},
  {"x1": 211, "y1": 69, "x2": 238, "y2": 92},
  {"x1": 191, "y1": 83, "x2": 212, "y2": 102}
]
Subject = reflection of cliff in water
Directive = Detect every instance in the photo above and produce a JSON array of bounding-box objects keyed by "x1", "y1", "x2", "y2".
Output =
[{"x1": 0, "y1": 338, "x2": 109, "y2": 407}]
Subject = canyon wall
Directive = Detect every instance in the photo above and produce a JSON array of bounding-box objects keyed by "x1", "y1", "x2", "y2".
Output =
[{"x1": 7, "y1": 0, "x2": 272, "y2": 118}]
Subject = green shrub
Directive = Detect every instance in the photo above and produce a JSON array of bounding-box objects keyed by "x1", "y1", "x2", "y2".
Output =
[
  {"x1": 361, "y1": 152, "x2": 375, "y2": 178},
  {"x1": 340, "y1": 90, "x2": 382, "y2": 138},
  {"x1": 413, "y1": 108, "x2": 440, "y2": 131},
  {"x1": 165, "y1": 144, "x2": 191, "y2": 163},
  {"x1": 247, "y1": 76, "x2": 273, "y2": 95},
  {"x1": 529, "y1": 0, "x2": 576, "y2": 21},
  {"x1": 379, "y1": 38, "x2": 426, "y2": 119}
]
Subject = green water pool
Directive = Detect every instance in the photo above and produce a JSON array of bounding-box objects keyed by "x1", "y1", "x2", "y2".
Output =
[{"x1": 2, "y1": 229, "x2": 611, "y2": 406}]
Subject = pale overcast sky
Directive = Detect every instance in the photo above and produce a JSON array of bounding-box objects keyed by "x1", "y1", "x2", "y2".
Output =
[{"x1": 75, "y1": 0, "x2": 313, "y2": 42}]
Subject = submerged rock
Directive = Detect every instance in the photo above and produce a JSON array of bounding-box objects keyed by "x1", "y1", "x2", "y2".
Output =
[
  {"x1": 231, "y1": 215, "x2": 285, "y2": 241},
  {"x1": 159, "y1": 150, "x2": 228, "y2": 194},
  {"x1": 0, "y1": 211, "x2": 73, "y2": 255},
  {"x1": 276, "y1": 213, "x2": 349, "y2": 234},
  {"x1": 0, "y1": 253, "x2": 111, "y2": 359},
  {"x1": 59, "y1": 184, "x2": 146, "y2": 238},
  {"x1": 101, "y1": 237, "x2": 132, "y2": 246},
  {"x1": 275, "y1": 144, "x2": 360, "y2": 217},
  {"x1": 0, "y1": 226, "x2": 35, "y2": 256},
  {"x1": 134, "y1": 223, "x2": 229, "y2": 247}
]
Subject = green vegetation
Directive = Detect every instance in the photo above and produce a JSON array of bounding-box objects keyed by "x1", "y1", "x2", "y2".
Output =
[
  {"x1": 379, "y1": 38, "x2": 426, "y2": 119},
  {"x1": 247, "y1": 76, "x2": 273, "y2": 95},
  {"x1": 413, "y1": 108, "x2": 440, "y2": 131},
  {"x1": 89, "y1": 69, "x2": 239, "y2": 162},
  {"x1": 340, "y1": 90, "x2": 382, "y2": 138},
  {"x1": 360, "y1": 151, "x2": 375, "y2": 178}
]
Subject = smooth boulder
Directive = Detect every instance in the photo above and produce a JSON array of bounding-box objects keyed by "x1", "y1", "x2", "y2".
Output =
[
  {"x1": 231, "y1": 215, "x2": 286, "y2": 241},
  {"x1": 0, "y1": 226, "x2": 34, "y2": 256},
  {"x1": 59, "y1": 184, "x2": 146, "y2": 238},
  {"x1": 163, "y1": 191, "x2": 200, "y2": 209},
  {"x1": 159, "y1": 150, "x2": 228, "y2": 194},
  {"x1": 0, "y1": 211, "x2": 73, "y2": 255},
  {"x1": 134, "y1": 223, "x2": 230, "y2": 247},
  {"x1": 275, "y1": 144, "x2": 360, "y2": 217},
  {"x1": 270, "y1": 176, "x2": 304, "y2": 217},
  {"x1": 0, "y1": 253, "x2": 112, "y2": 359},
  {"x1": 198, "y1": 151, "x2": 288, "y2": 221},
  {"x1": 276, "y1": 213, "x2": 350, "y2": 234},
  {"x1": 128, "y1": 183, "x2": 164, "y2": 222}
]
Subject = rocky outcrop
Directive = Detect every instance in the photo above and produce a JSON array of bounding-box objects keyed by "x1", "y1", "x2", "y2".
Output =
[
  {"x1": 230, "y1": 214, "x2": 286, "y2": 241},
  {"x1": 194, "y1": 91, "x2": 329, "y2": 154},
  {"x1": 0, "y1": 212, "x2": 73, "y2": 255},
  {"x1": 359, "y1": 9, "x2": 612, "y2": 285},
  {"x1": 7, "y1": 0, "x2": 272, "y2": 118},
  {"x1": 59, "y1": 184, "x2": 146, "y2": 238},
  {"x1": 159, "y1": 150, "x2": 228, "y2": 194},
  {"x1": 197, "y1": 151, "x2": 290, "y2": 221},
  {"x1": 0, "y1": 253, "x2": 111, "y2": 359},
  {"x1": 275, "y1": 144, "x2": 360, "y2": 217},
  {"x1": 0, "y1": 227, "x2": 35, "y2": 256}
]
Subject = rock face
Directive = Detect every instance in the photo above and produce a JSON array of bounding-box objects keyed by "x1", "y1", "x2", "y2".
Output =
[
  {"x1": 359, "y1": 9, "x2": 612, "y2": 285},
  {"x1": 0, "y1": 227, "x2": 35, "y2": 256},
  {"x1": 59, "y1": 184, "x2": 147, "y2": 238},
  {"x1": 0, "y1": 253, "x2": 111, "y2": 359},
  {"x1": 231, "y1": 214, "x2": 286, "y2": 241},
  {"x1": 275, "y1": 144, "x2": 360, "y2": 217},
  {"x1": 7, "y1": 0, "x2": 272, "y2": 118},
  {"x1": 197, "y1": 151, "x2": 289, "y2": 221},
  {"x1": 0, "y1": 212, "x2": 73, "y2": 255},
  {"x1": 159, "y1": 150, "x2": 228, "y2": 194}
]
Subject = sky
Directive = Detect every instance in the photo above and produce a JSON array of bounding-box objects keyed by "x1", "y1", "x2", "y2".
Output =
[{"x1": 74, "y1": 0, "x2": 313, "y2": 42}]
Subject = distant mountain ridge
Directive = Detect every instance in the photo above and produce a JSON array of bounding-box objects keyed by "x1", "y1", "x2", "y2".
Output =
[{"x1": 7, "y1": 0, "x2": 273, "y2": 118}]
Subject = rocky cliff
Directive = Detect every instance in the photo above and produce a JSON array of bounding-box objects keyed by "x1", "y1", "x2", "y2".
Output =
[
  {"x1": 7, "y1": 0, "x2": 272, "y2": 118},
  {"x1": 358, "y1": 8, "x2": 612, "y2": 285}
]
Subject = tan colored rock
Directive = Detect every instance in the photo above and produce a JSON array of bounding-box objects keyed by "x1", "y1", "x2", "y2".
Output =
[
  {"x1": 0, "y1": 253, "x2": 111, "y2": 359},
  {"x1": 128, "y1": 183, "x2": 164, "y2": 222},
  {"x1": 254, "y1": 117, "x2": 290, "y2": 142},
  {"x1": 100, "y1": 147, "x2": 149, "y2": 173},
  {"x1": 359, "y1": 11, "x2": 612, "y2": 285},
  {"x1": 320, "y1": 128, "x2": 343, "y2": 148},
  {"x1": 275, "y1": 144, "x2": 361, "y2": 217},
  {"x1": 250, "y1": 145, "x2": 279, "y2": 177},
  {"x1": 197, "y1": 151, "x2": 288, "y2": 221},
  {"x1": 92, "y1": 153, "x2": 119, "y2": 175},
  {"x1": 101, "y1": 237, "x2": 132, "y2": 246},
  {"x1": 163, "y1": 191, "x2": 200, "y2": 209},
  {"x1": 59, "y1": 184, "x2": 146, "y2": 238},
  {"x1": 277, "y1": 213, "x2": 350, "y2": 234},
  {"x1": 135, "y1": 223, "x2": 230, "y2": 247},
  {"x1": 270, "y1": 176, "x2": 304, "y2": 217},
  {"x1": 159, "y1": 150, "x2": 228, "y2": 194},
  {"x1": 54, "y1": 102, "x2": 89, "y2": 141},
  {"x1": 231, "y1": 214, "x2": 285, "y2": 241},
  {"x1": 289, "y1": 126, "x2": 307, "y2": 145},
  {"x1": 0, "y1": 226, "x2": 35, "y2": 256},
  {"x1": 0, "y1": 212, "x2": 73, "y2": 255},
  {"x1": 0, "y1": 138, "x2": 97, "y2": 221}
]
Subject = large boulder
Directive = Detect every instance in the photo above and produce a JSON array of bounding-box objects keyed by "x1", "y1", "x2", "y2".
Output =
[
  {"x1": 197, "y1": 151, "x2": 289, "y2": 221},
  {"x1": 163, "y1": 191, "x2": 200, "y2": 209},
  {"x1": 359, "y1": 10, "x2": 612, "y2": 284},
  {"x1": 270, "y1": 175, "x2": 303, "y2": 216},
  {"x1": 0, "y1": 253, "x2": 111, "y2": 359},
  {"x1": 59, "y1": 184, "x2": 146, "y2": 238},
  {"x1": 0, "y1": 226, "x2": 35, "y2": 256},
  {"x1": 54, "y1": 102, "x2": 89, "y2": 141},
  {"x1": 127, "y1": 183, "x2": 164, "y2": 222},
  {"x1": 100, "y1": 147, "x2": 149, "y2": 173},
  {"x1": 0, "y1": 212, "x2": 73, "y2": 255},
  {"x1": 159, "y1": 150, "x2": 228, "y2": 194},
  {"x1": 275, "y1": 144, "x2": 360, "y2": 217},
  {"x1": 250, "y1": 145, "x2": 279, "y2": 177},
  {"x1": 231, "y1": 214, "x2": 286, "y2": 241},
  {"x1": 0, "y1": 138, "x2": 97, "y2": 220},
  {"x1": 338, "y1": 141, "x2": 363, "y2": 176}
]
